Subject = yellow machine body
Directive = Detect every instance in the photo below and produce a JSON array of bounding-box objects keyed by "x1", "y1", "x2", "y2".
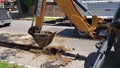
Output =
[{"x1": 30, "y1": 0, "x2": 107, "y2": 48}]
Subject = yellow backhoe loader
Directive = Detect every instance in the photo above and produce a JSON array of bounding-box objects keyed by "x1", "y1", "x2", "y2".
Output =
[
  {"x1": 27, "y1": 1, "x2": 120, "y2": 67},
  {"x1": 1, "y1": 0, "x2": 119, "y2": 67},
  {"x1": 28, "y1": 0, "x2": 108, "y2": 48}
]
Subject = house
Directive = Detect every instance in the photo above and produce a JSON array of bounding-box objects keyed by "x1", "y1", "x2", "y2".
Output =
[
  {"x1": 18, "y1": 0, "x2": 64, "y2": 17},
  {"x1": 45, "y1": 0, "x2": 65, "y2": 17}
]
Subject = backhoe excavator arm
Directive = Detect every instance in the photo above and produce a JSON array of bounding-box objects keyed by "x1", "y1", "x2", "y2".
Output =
[
  {"x1": 54, "y1": 0, "x2": 107, "y2": 38},
  {"x1": 35, "y1": 0, "x2": 46, "y2": 33},
  {"x1": 28, "y1": 0, "x2": 107, "y2": 48},
  {"x1": 28, "y1": 0, "x2": 56, "y2": 48},
  {"x1": 54, "y1": 0, "x2": 94, "y2": 37},
  {"x1": 28, "y1": 0, "x2": 46, "y2": 34},
  {"x1": 54, "y1": 0, "x2": 91, "y2": 31}
]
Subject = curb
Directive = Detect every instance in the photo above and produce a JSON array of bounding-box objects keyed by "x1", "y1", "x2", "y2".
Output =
[{"x1": 12, "y1": 16, "x2": 63, "y2": 21}]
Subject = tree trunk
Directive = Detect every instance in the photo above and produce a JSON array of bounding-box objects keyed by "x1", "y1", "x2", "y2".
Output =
[{"x1": 17, "y1": 0, "x2": 22, "y2": 14}]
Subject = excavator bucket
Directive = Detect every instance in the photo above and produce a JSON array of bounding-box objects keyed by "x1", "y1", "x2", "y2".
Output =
[{"x1": 32, "y1": 31, "x2": 56, "y2": 48}]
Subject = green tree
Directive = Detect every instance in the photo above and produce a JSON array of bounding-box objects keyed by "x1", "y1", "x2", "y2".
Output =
[
  {"x1": 23, "y1": 0, "x2": 37, "y2": 14},
  {"x1": 17, "y1": 0, "x2": 23, "y2": 14},
  {"x1": 24, "y1": 0, "x2": 36, "y2": 6}
]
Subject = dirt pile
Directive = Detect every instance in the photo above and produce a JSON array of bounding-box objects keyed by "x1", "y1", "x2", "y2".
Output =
[
  {"x1": 30, "y1": 45, "x2": 70, "y2": 56},
  {"x1": 30, "y1": 45, "x2": 72, "y2": 67}
]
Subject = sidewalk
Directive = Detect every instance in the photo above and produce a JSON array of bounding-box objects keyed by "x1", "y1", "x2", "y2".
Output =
[{"x1": 9, "y1": 11, "x2": 33, "y2": 20}]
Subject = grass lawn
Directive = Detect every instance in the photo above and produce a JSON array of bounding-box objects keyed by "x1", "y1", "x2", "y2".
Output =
[
  {"x1": 24, "y1": 16, "x2": 59, "y2": 21},
  {"x1": 44, "y1": 17, "x2": 58, "y2": 21},
  {"x1": 0, "y1": 61, "x2": 27, "y2": 68}
]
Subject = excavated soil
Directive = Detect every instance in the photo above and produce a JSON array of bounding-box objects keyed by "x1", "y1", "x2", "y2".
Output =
[{"x1": 0, "y1": 32, "x2": 72, "y2": 67}]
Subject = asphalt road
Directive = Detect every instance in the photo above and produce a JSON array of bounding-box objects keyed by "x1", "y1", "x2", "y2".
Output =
[{"x1": 0, "y1": 20, "x2": 120, "y2": 68}]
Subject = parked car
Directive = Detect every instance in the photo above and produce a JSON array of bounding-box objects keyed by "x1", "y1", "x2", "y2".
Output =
[
  {"x1": 4, "y1": 2, "x2": 14, "y2": 10},
  {"x1": 0, "y1": 8, "x2": 12, "y2": 26}
]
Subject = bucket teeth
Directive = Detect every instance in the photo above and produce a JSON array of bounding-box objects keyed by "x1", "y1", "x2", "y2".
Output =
[{"x1": 33, "y1": 31, "x2": 56, "y2": 48}]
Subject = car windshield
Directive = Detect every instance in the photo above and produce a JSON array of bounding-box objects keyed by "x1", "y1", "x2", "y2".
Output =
[{"x1": 4, "y1": 2, "x2": 10, "y2": 5}]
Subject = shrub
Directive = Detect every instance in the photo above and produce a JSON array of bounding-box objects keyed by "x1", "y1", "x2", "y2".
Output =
[{"x1": 24, "y1": 0, "x2": 36, "y2": 6}]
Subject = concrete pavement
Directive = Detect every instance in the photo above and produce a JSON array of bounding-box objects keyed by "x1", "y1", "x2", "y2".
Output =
[{"x1": 0, "y1": 20, "x2": 119, "y2": 68}]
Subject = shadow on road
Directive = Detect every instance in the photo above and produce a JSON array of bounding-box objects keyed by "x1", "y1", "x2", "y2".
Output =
[
  {"x1": 57, "y1": 29, "x2": 80, "y2": 38},
  {"x1": 0, "y1": 25, "x2": 10, "y2": 28},
  {"x1": 0, "y1": 33, "x2": 41, "y2": 51},
  {"x1": 57, "y1": 29, "x2": 91, "y2": 39}
]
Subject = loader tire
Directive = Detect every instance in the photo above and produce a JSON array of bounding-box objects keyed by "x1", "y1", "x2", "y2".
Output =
[
  {"x1": 113, "y1": 31, "x2": 120, "y2": 60},
  {"x1": 107, "y1": 31, "x2": 115, "y2": 52},
  {"x1": 108, "y1": 32, "x2": 120, "y2": 60},
  {"x1": 108, "y1": 30, "x2": 120, "y2": 60}
]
